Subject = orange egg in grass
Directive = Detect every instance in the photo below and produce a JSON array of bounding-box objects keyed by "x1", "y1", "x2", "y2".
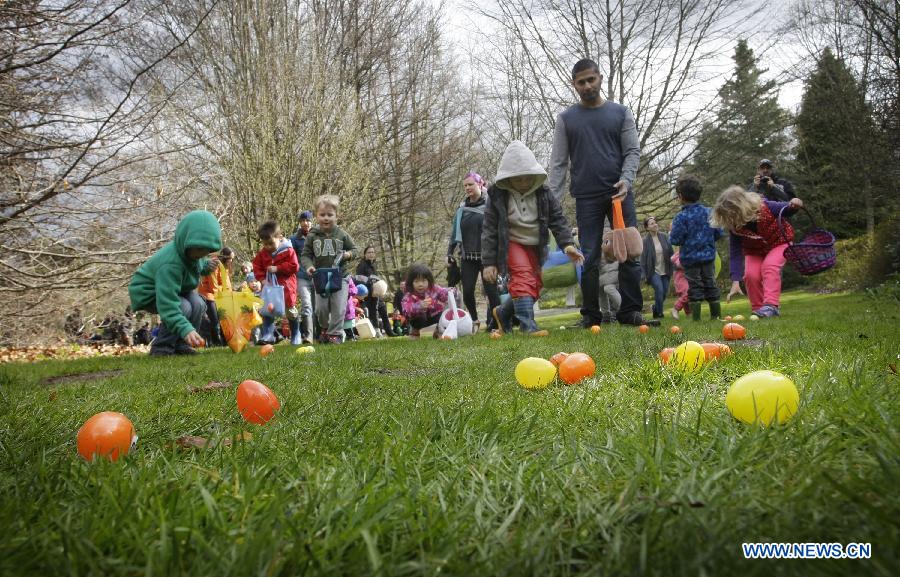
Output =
[
  {"x1": 590, "y1": 325, "x2": 601, "y2": 334},
  {"x1": 670, "y1": 326, "x2": 681, "y2": 334},
  {"x1": 722, "y1": 323, "x2": 747, "y2": 341},
  {"x1": 638, "y1": 324, "x2": 650, "y2": 334},
  {"x1": 701, "y1": 342, "x2": 723, "y2": 361},
  {"x1": 724, "y1": 315, "x2": 733, "y2": 321},
  {"x1": 549, "y1": 352, "x2": 569, "y2": 366},
  {"x1": 259, "y1": 344, "x2": 275, "y2": 357},
  {"x1": 658, "y1": 347, "x2": 675, "y2": 364},
  {"x1": 77, "y1": 412, "x2": 137, "y2": 462},
  {"x1": 236, "y1": 380, "x2": 280, "y2": 425},
  {"x1": 558, "y1": 352, "x2": 596, "y2": 385}
]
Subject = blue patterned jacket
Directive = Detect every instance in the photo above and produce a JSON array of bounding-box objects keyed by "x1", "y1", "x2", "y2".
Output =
[{"x1": 668, "y1": 203, "x2": 723, "y2": 266}]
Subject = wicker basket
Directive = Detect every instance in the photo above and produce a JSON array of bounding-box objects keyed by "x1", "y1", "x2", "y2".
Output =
[{"x1": 778, "y1": 206, "x2": 836, "y2": 275}]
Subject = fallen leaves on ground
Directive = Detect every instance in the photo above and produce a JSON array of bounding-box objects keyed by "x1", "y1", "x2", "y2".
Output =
[
  {"x1": 172, "y1": 431, "x2": 253, "y2": 450},
  {"x1": 187, "y1": 381, "x2": 232, "y2": 394},
  {"x1": 0, "y1": 344, "x2": 151, "y2": 364}
]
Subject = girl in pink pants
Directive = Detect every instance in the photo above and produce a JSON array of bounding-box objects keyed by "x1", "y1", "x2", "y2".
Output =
[
  {"x1": 669, "y1": 251, "x2": 691, "y2": 319},
  {"x1": 711, "y1": 186, "x2": 803, "y2": 318}
]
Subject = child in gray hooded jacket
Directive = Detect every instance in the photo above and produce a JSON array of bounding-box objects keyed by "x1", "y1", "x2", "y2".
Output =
[{"x1": 482, "y1": 140, "x2": 583, "y2": 336}]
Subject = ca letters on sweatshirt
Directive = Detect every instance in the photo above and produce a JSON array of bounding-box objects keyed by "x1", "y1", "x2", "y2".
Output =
[{"x1": 312, "y1": 238, "x2": 344, "y2": 259}]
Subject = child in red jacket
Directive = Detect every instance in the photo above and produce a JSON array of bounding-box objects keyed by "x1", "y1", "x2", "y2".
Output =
[{"x1": 253, "y1": 220, "x2": 300, "y2": 344}]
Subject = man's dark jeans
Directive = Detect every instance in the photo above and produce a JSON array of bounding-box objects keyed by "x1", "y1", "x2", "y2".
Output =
[{"x1": 575, "y1": 192, "x2": 643, "y2": 324}]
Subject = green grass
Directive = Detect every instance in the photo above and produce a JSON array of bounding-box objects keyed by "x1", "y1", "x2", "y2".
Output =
[{"x1": 1, "y1": 291, "x2": 898, "y2": 576}]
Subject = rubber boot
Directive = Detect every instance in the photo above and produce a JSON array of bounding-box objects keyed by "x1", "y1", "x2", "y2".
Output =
[
  {"x1": 513, "y1": 296, "x2": 548, "y2": 336},
  {"x1": 259, "y1": 316, "x2": 276, "y2": 344},
  {"x1": 708, "y1": 300, "x2": 721, "y2": 320},
  {"x1": 301, "y1": 315, "x2": 314, "y2": 344},
  {"x1": 691, "y1": 302, "x2": 702, "y2": 321},
  {"x1": 290, "y1": 318, "x2": 302, "y2": 345}
]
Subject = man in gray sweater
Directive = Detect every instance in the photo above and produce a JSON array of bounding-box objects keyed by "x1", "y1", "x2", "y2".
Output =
[{"x1": 548, "y1": 58, "x2": 658, "y2": 327}]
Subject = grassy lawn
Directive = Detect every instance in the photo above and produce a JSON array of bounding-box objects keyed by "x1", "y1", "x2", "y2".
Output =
[{"x1": 1, "y1": 290, "x2": 897, "y2": 576}]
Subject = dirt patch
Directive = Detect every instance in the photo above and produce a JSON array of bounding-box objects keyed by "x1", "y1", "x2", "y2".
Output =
[
  {"x1": 41, "y1": 369, "x2": 124, "y2": 386},
  {"x1": 736, "y1": 338, "x2": 767, "y2": 349}
]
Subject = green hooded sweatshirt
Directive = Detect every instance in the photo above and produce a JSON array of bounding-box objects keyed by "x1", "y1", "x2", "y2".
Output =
[{"x1": 129, "y1": 211, "x2": 222, "y2": 338}]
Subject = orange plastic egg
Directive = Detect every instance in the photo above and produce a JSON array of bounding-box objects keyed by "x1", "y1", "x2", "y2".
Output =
[
  {"x1": 638, "y1": 324, "x2": 650, "y2": 334},
  {"x1": 722, "y1": 323, "x2": 747, "y2": 341},
  {"x1": 490, "y1": 331, "x2": 502, "y2": 340},
  {"x1": 670, "y1": 326, "x2": 681, "y2": 334},
  {"x1": 236, "y1": 380, "x2": 280, "y2": 425},
  {"x1": 259, "y1": 344, "x2": 275, "y2": 357},
  {"x1": 76, "y1": 412, "x2": 136, "y2": 462},
  {"x1": 590, "y1": 325, "x2": 601, "y2": 334},
  {"x1": 549, "y1": 352, "x2": 570, "y2": 366},
  {"x1": 659, "y1": 347, "x2": 675, "y2": 364},
  {"x1": 701, "y1": 342, "x2": 723, "y2": 361},
  {"x1": 724, "y1": 315, "x2": 733, "y2": 321},
  {"x1": 558, "y1": 352, "x2": 596, "y2": 385}
]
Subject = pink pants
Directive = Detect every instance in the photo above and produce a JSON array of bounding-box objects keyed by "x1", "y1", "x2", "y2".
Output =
[
  {"x1": 743, "y1": 244, "x2": 787, "y2": 310},
  {"x1": 672, "y1": 269, "x2": 690, "y2": 311},
  {"x1": 507, "y1": 241, "x2": 542, "y2": 299}
]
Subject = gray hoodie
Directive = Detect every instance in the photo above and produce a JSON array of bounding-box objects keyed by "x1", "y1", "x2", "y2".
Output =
[
  {"x1": 495, "y1": 140, "x2": 547, "y2": 245},
  {"x1": 481, "y1": 141, "x2": 575, "y2": 274}
]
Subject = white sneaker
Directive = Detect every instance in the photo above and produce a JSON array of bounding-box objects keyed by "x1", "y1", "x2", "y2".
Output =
[{"x1": 671, "y1": 308, "x2": 680, "y2": 320}]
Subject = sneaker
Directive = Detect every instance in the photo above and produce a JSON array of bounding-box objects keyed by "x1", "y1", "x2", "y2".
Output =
[
  {"x1": 617, "y1": 312, "x2": 661, "y2": 326},
  {"x1": 174, "y1": 345, "x2": 198, "y2": 355},
  {"x1": 671, "y1": 308, "x2": 680, "y2": 320},
  {"x1": 757, "y1": 304, "x2": 780, "y2": 318},
  {"x1": 149, "y1": 346, "x2": 175, "y2": 356},
  {"x1": 327, "y1": 334, "x2": 343, "y2": 345}
]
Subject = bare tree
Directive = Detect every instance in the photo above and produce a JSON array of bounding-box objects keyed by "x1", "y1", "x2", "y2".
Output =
[{"x1": 0, "y1": 0, "x2": 218, "y2": 343}]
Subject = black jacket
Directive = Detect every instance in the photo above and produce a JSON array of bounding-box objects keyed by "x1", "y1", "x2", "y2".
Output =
[
  {"x1": 481, "y1": 184, "x2": 575, "y2": 274},
  {"x1": 640, "y1": 232, "x2": 674, "y2": 282}
]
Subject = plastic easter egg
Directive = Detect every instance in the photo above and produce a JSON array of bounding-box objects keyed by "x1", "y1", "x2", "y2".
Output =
[
  {"x1": 267, "y1": 302, "x2": 274, "y2": 313},
  {"x1": 295, "y1": 346, "x2": 315, "y2": 354},
  {"x1": 638, "y1": 325, "x2": 650, "y2": 334},
  {"x1": 515, "y1": 357, "x2": 557, "y2": 390},
  {"x1": 236, "y1": 380, "x2": 280, "y2": 424},
  {"x1": 734, "y1": 314, "x2": 746, "y2": 321},
  {"x1": 659, "y1": 347, "x2": 675, "y2": 364},
  {"x1": 558, "y1": 352, "x2": 596, "y2": 385},
  {"x1": 590, "y1": 325, "x2": 601, "y2": 334},
  {"x1": 549, "y1": 352, "x2": 569, "y2": 366},
  {"x1": 722, "y1": 323, "x2": 747, "y2": 341},
  {"x1": 670, "y1": 341, "x2": 705, "y2": 374},
  {"x1": 259, "y1": 344, "x2": 275, "y2": 357},
  {"x1": 724, "y1": 315, "x2": 733, "y2": 321},
  {"x1": 701, "y1": 342, "x2": 723, "y2": 361},
  {"x1": 490, "y1": 331, "x2": 502, "y2": 340},
  {"x1": 726, "y1": 370, "x2": 799, "y2": 425},
  {"x1": 750, "y1": 314, "x2": 760, "y2": 321},
  {"x1": 670, "y1": 326, "x2": 681, "y2": 334},
  {"x1": 77, "y1": 412, "x2": 137, "y2": 462}
]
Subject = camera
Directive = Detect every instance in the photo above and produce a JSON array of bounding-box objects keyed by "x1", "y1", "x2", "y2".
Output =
[{"x1": 759, "y1": 176, "x2": 770, "y2": 188}]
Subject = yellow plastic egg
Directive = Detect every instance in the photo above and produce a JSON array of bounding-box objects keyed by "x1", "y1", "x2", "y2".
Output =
[
  {"x1": 515, "y1": 357, "x2": 557, "y2": 390},
  {"x1": 670, "y1": 341, "x2": 705, "y2": 374},
  {"x1": 726, "y1": 370, "x2": 799, "y2": 425}
]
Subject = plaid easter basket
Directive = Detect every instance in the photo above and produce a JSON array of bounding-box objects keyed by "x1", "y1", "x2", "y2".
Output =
[{"x1": 777, "y1": 205, "x2": 836, "y2": 275}]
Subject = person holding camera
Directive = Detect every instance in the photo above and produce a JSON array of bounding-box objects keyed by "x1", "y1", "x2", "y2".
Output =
[{"x1": 748, "y1": 158, "x2": 795, "y2": 202}]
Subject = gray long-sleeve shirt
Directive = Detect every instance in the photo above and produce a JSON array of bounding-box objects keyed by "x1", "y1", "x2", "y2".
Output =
[{"x1": 548, "y1": 101, "x2": 640, "y2": 201}]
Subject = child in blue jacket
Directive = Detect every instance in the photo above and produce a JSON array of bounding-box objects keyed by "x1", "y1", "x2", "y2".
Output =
[{"x1": 668, "y1": 175, "x2": 723, "y2": 320}]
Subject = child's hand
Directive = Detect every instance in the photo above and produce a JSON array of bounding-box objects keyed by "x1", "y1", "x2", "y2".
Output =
[
  {"x1": 789, "y1": 198, "x2": 803, "y2": 209},
  {"x1": 306, "y1": 266, "x2": 316, "y2": 275},
  {"x1": 185, "y1": 331, "x2": 205, "y2": 348},
  {"x1": 564, "y1": 245, "x2": 584, "y2": 266},
  {"x1": 421, "y1": 297, "x2": 433, "y2": 309},
  {"x1": 343, "y1": 251, "x2": 353, "y2": 261},
  {"x1": 483, "y1": 266, "x2": 498, "y2": 283},
  {"x1": 726, "y1": 281, "x2": 744, "y2": 303},
  {"x1": 267, "y1": 265, "x2": 278, "y2": 273}
]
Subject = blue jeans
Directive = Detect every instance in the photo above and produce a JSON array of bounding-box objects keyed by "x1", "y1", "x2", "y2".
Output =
[
  {"x1": 150, "y1": 290, "x2": 205, "y2": 352},
  {"x1": 575, "y1": 192, "x2": 643, "y2": 322},
  {"x1": 648, "y1": 273, "x2": 670, "y2": 317}
]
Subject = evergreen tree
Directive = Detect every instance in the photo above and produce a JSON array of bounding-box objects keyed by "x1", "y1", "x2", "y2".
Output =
[
  {"x1": 691, "y1": 40, "x2": 791, "y2": 201},
  {"x1": 796, "y1": 48, "x2": 888, "y2": 238}
]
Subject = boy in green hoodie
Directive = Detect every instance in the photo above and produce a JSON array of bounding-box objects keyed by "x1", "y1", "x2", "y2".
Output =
[
  {"x1": 129, "y1": 210, "x2": 223, "y2": 355},
  {"x1": 482, "y1": 140, "x2": 583, "y2": 336}
]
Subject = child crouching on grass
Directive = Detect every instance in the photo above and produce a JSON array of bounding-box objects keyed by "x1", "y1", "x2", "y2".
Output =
[
  {"x1": 129, "y1": 210, "x2": 222, "y2": 356},
  {"x1": 482, "y1": 140, "x2": 583, "y2": 336},
  {"x1": 710, "y1": 186, "x2": 803, "y2": 317},
  {"x1": 401, "y1": 263, "x2": 455, "y2": 338}
]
